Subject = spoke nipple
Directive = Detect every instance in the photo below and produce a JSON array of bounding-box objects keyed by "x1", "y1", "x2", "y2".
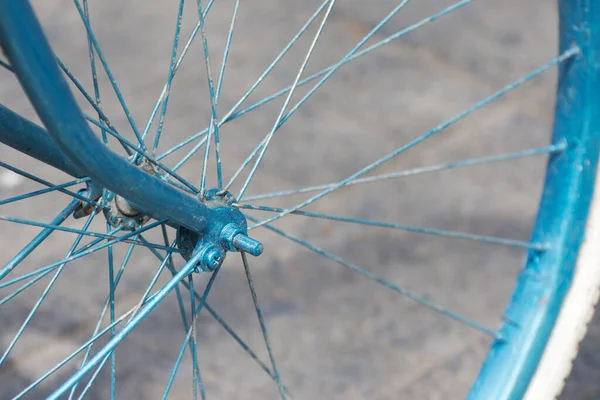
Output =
[{"x1": 232, "y1": 234, "x2": 264, "y2": 257}]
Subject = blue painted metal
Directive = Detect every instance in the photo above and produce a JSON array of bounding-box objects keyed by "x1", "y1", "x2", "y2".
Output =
[
  {"x1": 0, "y1": 0, "x2": 209, "y2": 233},
  {"x1": 47, "y1": 252, "x2": 200, "y2": 400},
  {"x1": 469, "y1": 1, "x2": 600, "y2": 398},
  {"x1": 0, "y1": 103, "x2": 84, "y2": 178},
  {"x1": 0, "y1": 197, "x2": 79, "y2": 281},
  {"x1": 0, "y1": 0, "x2": 265, "y2": 264}
]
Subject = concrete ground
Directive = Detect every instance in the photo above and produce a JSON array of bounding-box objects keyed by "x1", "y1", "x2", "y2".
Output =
[{"x1": 0, "y1": 0, "x2": 598, "y2": 398}]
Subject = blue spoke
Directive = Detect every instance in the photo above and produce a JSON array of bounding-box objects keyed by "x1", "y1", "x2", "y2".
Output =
[
  {"x1": 166, "y1": 0, "x2": 235, "y2": 177},
  {"x1": 249, "y1": 216, "x2": 499, "y2": 338},
  {"x1": 215, "y1": 0, "x2": 239, "y2": 101},
  {"x1": 73, "y1": 0, "x2": 146, "y2": 149},
  {"x1": 234, "y1": 0, "x2": 414, "y2": 198},
  {"x1": 196, "y1": 0, "x2": 222, "y2": 192},
  {"x1": 161, "y1": 225, "x2": 203, "y2": 399},
  {"x1": 71, "y1": 244, "x2": 173, "y2": 399},
  {"x1": 241, "y1": 252, "x2": 286, "y2": 398},
  {"x1": 273, "y1": 0, "x2": 417, "y2": 133},
  {"x1": 0, "y1": 161, "x2": 107, "y2": 210},
  {"x1": 0, "y1": 215, "x2": 180, "y2": 252},
  {"x1": 138, "y1": 237, "x2": 293, "y2": 396},
  {"x1": 162, "y1": 0, "x2": 330, "y2": 171},
  {"x1": 14, "y1": 315, "x2": 126, "y2": 398},
  {"x1": 152, "y1": 0, "x2": 186, "y2": 156},
  {"x1": 0, "y1": 268, "x2": 52, "y2": 306},
  {"x1": 128, "y1": 245, "x2": 175, "y2": 321},
  {"x1": 250, "y1": 47, "x2": 580, "y2": 230},
  {"x1": 57, "y1": 58, "x2": 132, "y2": 155},
  {"x1": 0, "y1": 221, "x2": 164, "y2": 290},
  {"x1": 48, "y1": 253, "x2": 200, "y2": 400},
  {"x1": 238, "y1": 204, "x2": 547, "y2": 250},
  {"x1": 84, "y1": 114, "x2": 200, "y2": 194},
  {"x1": 68, "y1": 241, "x2": 137, "y2": 399},
  {"x1": 107, "y1": 223, "x2": 116, "y2": 399},
  {"x1": 82, "y1": 0, "x2": 108, "y2": 144},
  {"x1": 223, "y1": 0, "x2": 473, "y2": 126},
  {"x1": 0, "y1": 198, "x2": 79, "y2": 281},
  {"x1": 0, "y1": 177, "x2": 89, "y2": 206},
  {"x1": 241, "y1": 144, "x2": 565, "y2": 201},
  {"x1": 162, "y1": 268, "x2": 220, "y2": 400},
  {"x1": 0, "y1": 210, "x2": 98, "y2": 365},
  {"x1": 233, "y1": 0, "x2": 337, "y2": 199},
  {"x1": 188, "y1": 274, "x2": 204, "y2": 400},
  {"x1": 76, "y1": 353, "x2": 112, "y2": 400},
  {"x1": 141, "y1": 0, "x2": 216, "y2": 143},
  {"x1": 204, "y1": 303, "x2": 293, "y2": 397}
]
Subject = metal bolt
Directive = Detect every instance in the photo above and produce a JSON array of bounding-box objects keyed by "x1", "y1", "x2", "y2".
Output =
[
  {"x1": 232, "y1": 234, "x2": 264, "y2": 257},
  {"x1": 109, "y1": 215, "x2": 119, "y2": 225},
  {"x1": 105, "y1": 192, "x2": 114, "y2": 201},
  {"x1": 126, "y1": 220, "x2": 137, "y2": 230},
  {"x1": 197, "y1": 245, "x2": 225, "y2": 272}
]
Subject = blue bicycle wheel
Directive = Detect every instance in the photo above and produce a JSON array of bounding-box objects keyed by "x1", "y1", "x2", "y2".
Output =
[{"x1": 0, "y1": 0, "x2": 599, "y2": 399}]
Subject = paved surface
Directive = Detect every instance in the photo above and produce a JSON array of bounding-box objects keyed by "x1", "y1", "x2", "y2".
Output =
[{"x1": 0, "y1": 0, "x2": 599, "y2": 399}]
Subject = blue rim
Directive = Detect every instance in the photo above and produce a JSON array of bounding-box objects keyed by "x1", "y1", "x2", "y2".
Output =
[{"x1": 469, "y1": 0, "x2": 600, "y2": 398}]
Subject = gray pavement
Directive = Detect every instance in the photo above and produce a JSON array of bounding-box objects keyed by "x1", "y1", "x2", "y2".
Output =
[{"x1": 0, "y1": 0, "x2": 598, "y2": 399}]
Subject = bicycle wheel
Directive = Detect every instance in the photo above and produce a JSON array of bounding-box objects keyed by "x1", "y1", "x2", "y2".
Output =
[{"x1": 0, "y1": 0, "x2": 598, "y2": 399}]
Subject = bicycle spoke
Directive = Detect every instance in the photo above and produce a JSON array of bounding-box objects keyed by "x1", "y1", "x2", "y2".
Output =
[
  {"x1": 107, "y1": 223, "x2": 116, "y2": 399},
  {"x1": 238, "y1": 204, "x2": 546, "y2": 250},
  {"x1": 0, "y1": 209, "x2": 98, "y2": 365},
  {"x1": 0, "y1": 215, "x2": 180, "y2": 253},
  {"x1": 82, "y1": 0, "x2": 108, "y2": 145},
  {"x1": 48, "y1": 251, "x2": 200, "y2": 400},
  {"x1": 152, "y1": 0, "x2": 186, "y2": 156},
  {"x1": 141, "y1": 0, "x2": 216, "y2": 142},
  {"x1": 188, "y1": 274, "x2": 204, "y2": 400},
  {"x1": 57, "y1": 58, "x2": 132, "y2": 155},
  {"x1": 237, "y1": 0, "x2": 415, "y2": 197},
  {"x1": 160, "y1": 0, "x2": 331, "y2": 167},
  {"x1": 0, "y1": 177, "x2": 89, "y2": 206},
  {"x1": 76, "y1": 353, "x2": 112, "y2": 400},
  {"x1": 249, "y1": 216, "x2": 499, "y2": 338},
  {"x1": 73, "y1": 0, "x2": 145, "y2": 149},
  {"x1": 69, "y1": 244, "x2": 174, "y2": 398},
  {"x1": 68, "y1": 241, "x2": 137, "y2": 399},
  {"x1": 138, "y1": 237, "x2": 294, "y2": 396},
  {"x1": 195, "y1": 0, "x2": 222, "y2": 192},
  {"x1": 223, "y1": 0, "x2": 474, "y2": 126},
  {"x1": 249, "y1": 47, "x2": 579, "y2": 230},
  {"x1": 0, "y1": 220, "x2": 164, "y2": 290},
  {"x1": 84, "y1": 114, "x2": 201, "y2": 194},
  {"x1": 241, "y1": 144, "x2": 565, "y2": 202},
  {"x1": 226, "y1": 0, "x2": 337, "y2": 197},
  {"x1": 0, "y1": 161, "x2": 107, "y2": 210},
  {"x1": 215, "y1": 0, "x2": 239, "y2": 102},
  {"x1": 0, "y1": 198, "x2": 80, "y2": 281},
  {"x1": 162, "y1": 268, "x2": 220, "y2": 399},
  {"x1": 241, "y1": 252, "x2": 286, "y2": 398},
  {"x1": 15, "y1": 316, "x2": 125, "y2": 398}
]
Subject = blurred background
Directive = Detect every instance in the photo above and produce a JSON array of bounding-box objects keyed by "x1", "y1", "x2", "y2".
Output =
[{"x1": 1, "y1": 0, "x2": 599, "y2": 398}]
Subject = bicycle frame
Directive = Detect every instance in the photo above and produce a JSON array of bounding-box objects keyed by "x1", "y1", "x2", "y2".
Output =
[{"x1": 0, "y1": 0, "x2": 212, "y2": 233}]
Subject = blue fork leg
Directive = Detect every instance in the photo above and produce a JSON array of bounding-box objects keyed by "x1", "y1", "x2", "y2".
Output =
[{"x1": 0, "y1": 0, "x2": 211, "y2": 233}]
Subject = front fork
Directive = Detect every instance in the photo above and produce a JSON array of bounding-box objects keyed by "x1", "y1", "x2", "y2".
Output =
[{"x1": 0, "y1": 0, "x2": 262, "y2": 268}]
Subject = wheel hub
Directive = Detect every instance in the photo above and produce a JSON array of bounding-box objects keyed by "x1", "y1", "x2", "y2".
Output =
[{"x1": 177, "y1": 188, "x2": 263, "y2": 272}]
